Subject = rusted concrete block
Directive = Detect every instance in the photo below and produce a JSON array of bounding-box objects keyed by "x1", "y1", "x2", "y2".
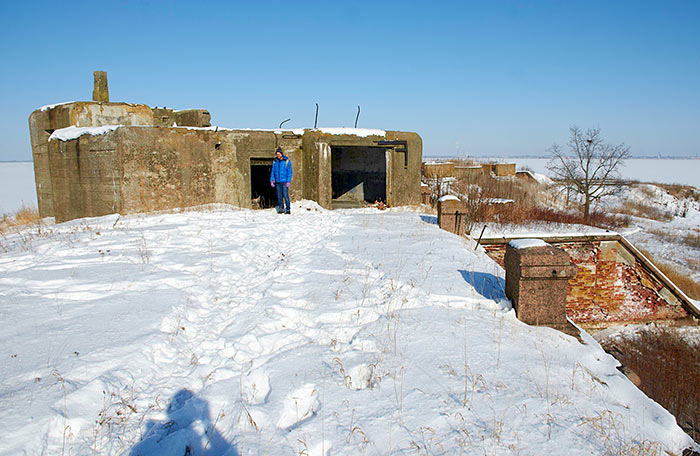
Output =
[{"x1": 505, "y1": 239, "x2": 579, "y2": 337}]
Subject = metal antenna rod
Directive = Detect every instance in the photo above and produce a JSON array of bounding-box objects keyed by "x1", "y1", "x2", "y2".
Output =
[
  {"x1": 279, "y1": 118, "x2": 291, "y2": 129},
  {"x1": 354, "y1": 105, "x2": 360, "y2": 128},
  {"x1": 314, "y1": 103, "x2": 319, "y2": 129}
]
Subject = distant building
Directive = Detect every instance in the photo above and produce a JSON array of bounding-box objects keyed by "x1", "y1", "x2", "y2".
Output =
[{"x1": 29, "y1": 72, "x2": 422, "y2": 222}]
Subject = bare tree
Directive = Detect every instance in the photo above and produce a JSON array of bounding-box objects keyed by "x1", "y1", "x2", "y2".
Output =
[{"x1": 547, "y1": 126, "x2": 630, "y2": 221}]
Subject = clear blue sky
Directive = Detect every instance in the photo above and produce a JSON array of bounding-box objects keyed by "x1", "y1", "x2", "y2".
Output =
[{"x1": 1, "y1": 0, "x2": 699, "y2": 160}]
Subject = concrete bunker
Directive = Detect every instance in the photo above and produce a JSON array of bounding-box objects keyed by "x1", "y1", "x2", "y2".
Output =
[
  {"x1": 28, "y1": 72, "x2": 423, "y2": 222},
  {"x1": 331, "y1": 146, "x2": 387, "y2": 208}
]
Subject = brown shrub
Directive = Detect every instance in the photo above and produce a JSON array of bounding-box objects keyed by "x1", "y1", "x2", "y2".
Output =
[
  {"x1": 601, "y1": 327, "x2": 700, "y2": 442},
  {"x1": 0, "y1": 205, "x2": 41, "y2": 234}
]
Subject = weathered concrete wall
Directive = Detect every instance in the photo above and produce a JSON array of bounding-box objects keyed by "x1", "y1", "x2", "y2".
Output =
[
  {"x1": 46, "y1": 126, "x2": 309, "y2": 222},
  {"x1": 29, "y1": 102, "x2": 155, "y2": 217},
  {"x1": 483, "y1": 237, "x2": 695, "y2": 328}
]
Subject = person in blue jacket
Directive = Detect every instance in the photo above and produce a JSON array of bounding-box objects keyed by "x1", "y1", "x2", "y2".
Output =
[{"x1": 270, "y1": 147, "x2": 293, "y2": 214}]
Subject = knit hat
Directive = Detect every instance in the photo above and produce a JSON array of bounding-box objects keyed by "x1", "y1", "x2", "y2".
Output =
[{"x1": 275, "y1": 147, "x2": 283, "y2": 154}]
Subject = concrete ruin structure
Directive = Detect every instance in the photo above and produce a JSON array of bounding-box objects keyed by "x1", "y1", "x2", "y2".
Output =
[
  {"x1": 434, "y1": 201, "x2": 700, "y2": 331},
  {"x1": 29, "y1": 72, "x2": 422, "y2": 223},
  {"x1": 483, "y1": 234, "x2": 700, "y2": 330}
]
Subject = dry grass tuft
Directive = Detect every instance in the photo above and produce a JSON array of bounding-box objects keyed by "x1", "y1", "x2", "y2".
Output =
[
  {"x1": 649, "y1": 229, "x2": 700, "y2": 251},
  {"x1": 655, "y1": 183, "x2": 700, "y2": 203},
  {"x1": 638, "y1": 248, "x2": 700, "y2": 300},
  {"x1": 617, "y1": 201, "x2": 674, "y2": 222},
  {"x1": 0, "y1": 205, "x2": 41, "y2": 234},
  {"x1": 601, "y1": 326, "x2": 700, "y2": 442}
]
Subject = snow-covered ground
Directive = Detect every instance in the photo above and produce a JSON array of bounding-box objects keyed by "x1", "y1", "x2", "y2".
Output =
[
  {"x1": 0, "y1": 202, "x2": 695, "y2": 455},
  {"x1": 0, "y1": 161, "x2": 36, "y2": 214}
]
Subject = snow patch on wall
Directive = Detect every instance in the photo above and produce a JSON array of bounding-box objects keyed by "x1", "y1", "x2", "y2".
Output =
[
  {"x1": 318, "y1": 127, "x2": 386, "y2": 137},
  {"x1": 38, "y1": 101, "x2": 78, "y2": 111},
  {"x1": 49, "y1": 125, "x2": 121, "y2": 142},
  {"x1": 509, "y1": 238, "x2": 548, "y2": 249}
]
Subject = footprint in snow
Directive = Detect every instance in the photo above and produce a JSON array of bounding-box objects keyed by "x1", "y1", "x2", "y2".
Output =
[
  {"x1": 241, "y1": 370, "x2": 271, "y2": 405},
  {"x1": 276, "y1": 384, "x2": 320, "y2": 431}
]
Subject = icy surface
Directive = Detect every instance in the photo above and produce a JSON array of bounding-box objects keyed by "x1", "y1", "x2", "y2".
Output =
[
  {"x1": 0, "y1": 162, "x2": 36, "y2": 214},
  {"x1": 49, "y1": 125, "x2": 121, "y2": 142},
  {"x1": 508, "y1": 238, "x2": 548, "y2": 249},
  {"x1": 0, "y1": 205, "x2": 694, "y2": 455}
]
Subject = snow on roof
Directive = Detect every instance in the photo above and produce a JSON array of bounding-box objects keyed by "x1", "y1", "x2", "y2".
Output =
[
  {"x1": 318, "y1": 127, "x2": 386, "y2": 137},
  {"x1": 49, "y1": 125, "x2": 121, "y2": 142},
  {"x1": 38, "y1": 101, "x2": 78, "y2": 111},
  {"x1": 508, "y1": 238, "x2": 549, "y2": 249},
  {"x1": 180, "y1": 126, "x2": 306, "y2": 136},
  {"x1": 438, "y1": 195, "x2": 460, "y2": 202}
]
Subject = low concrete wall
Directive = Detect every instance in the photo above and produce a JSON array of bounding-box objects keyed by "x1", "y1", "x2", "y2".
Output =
[
  {"x1": 455, "y1": 166, "x2": 482, "y2": 179},
  {"x1": 424, "y1": 162, "x2": 455, "y2": 179}
]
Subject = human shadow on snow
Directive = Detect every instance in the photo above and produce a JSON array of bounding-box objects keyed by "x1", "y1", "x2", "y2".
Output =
[
  {"x1": 419, "y1": 215, "x2": 438, "y2": 225},
  {"x1": 458, "y1": 269, "x2": 507, "y2": 302},
  {"x1": 130, "y1": 389, "x2": 238, "y2": 456}
]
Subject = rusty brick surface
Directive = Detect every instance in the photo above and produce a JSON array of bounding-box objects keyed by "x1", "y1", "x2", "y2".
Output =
[{"x1": 486, "y1": 239, "x2": 691, "y2": 327}]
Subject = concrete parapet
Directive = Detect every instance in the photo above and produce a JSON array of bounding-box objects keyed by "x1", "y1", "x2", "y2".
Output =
[
  {"x1": 424, "y1": 162, "x2": 455, "y2": 179},
  {"x1": 493, "y1": 163, "x2": 516, "y2": 176},
  {"x1": 455, "y1": 165, "x2": 482, "y2": 180},
  {"x1": 504, "y1": 239, "x2": 579, "y2": 337},
  {"x1": 152, "y1": 108, "x2": 211, "y2": 127}
]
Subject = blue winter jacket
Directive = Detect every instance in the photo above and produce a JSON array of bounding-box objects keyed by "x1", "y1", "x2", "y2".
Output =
[{"x1": 271, "y1": 155, "x2": 293, "y2": 183}]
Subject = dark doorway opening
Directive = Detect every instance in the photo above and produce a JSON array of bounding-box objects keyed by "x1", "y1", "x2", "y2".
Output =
[
  {"x1": 331, "y1": 146, "x2": 386, "y2": 208},
  {"x1": 250, "y1": 158, "x2": 277, "y2": 209}
]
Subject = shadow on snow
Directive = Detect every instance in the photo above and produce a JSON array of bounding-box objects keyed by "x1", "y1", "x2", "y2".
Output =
[
  {"x1": 131, "y1": 389, "x2": 238, "y2": 456},
  {"x1": 458, "y1": 269, "x2": 506, "y2": 302}
]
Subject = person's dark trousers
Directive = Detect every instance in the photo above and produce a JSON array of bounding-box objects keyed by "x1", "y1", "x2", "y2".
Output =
[{"x1": 275, "y1": 183, "x2": 291, "y2": 213}]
